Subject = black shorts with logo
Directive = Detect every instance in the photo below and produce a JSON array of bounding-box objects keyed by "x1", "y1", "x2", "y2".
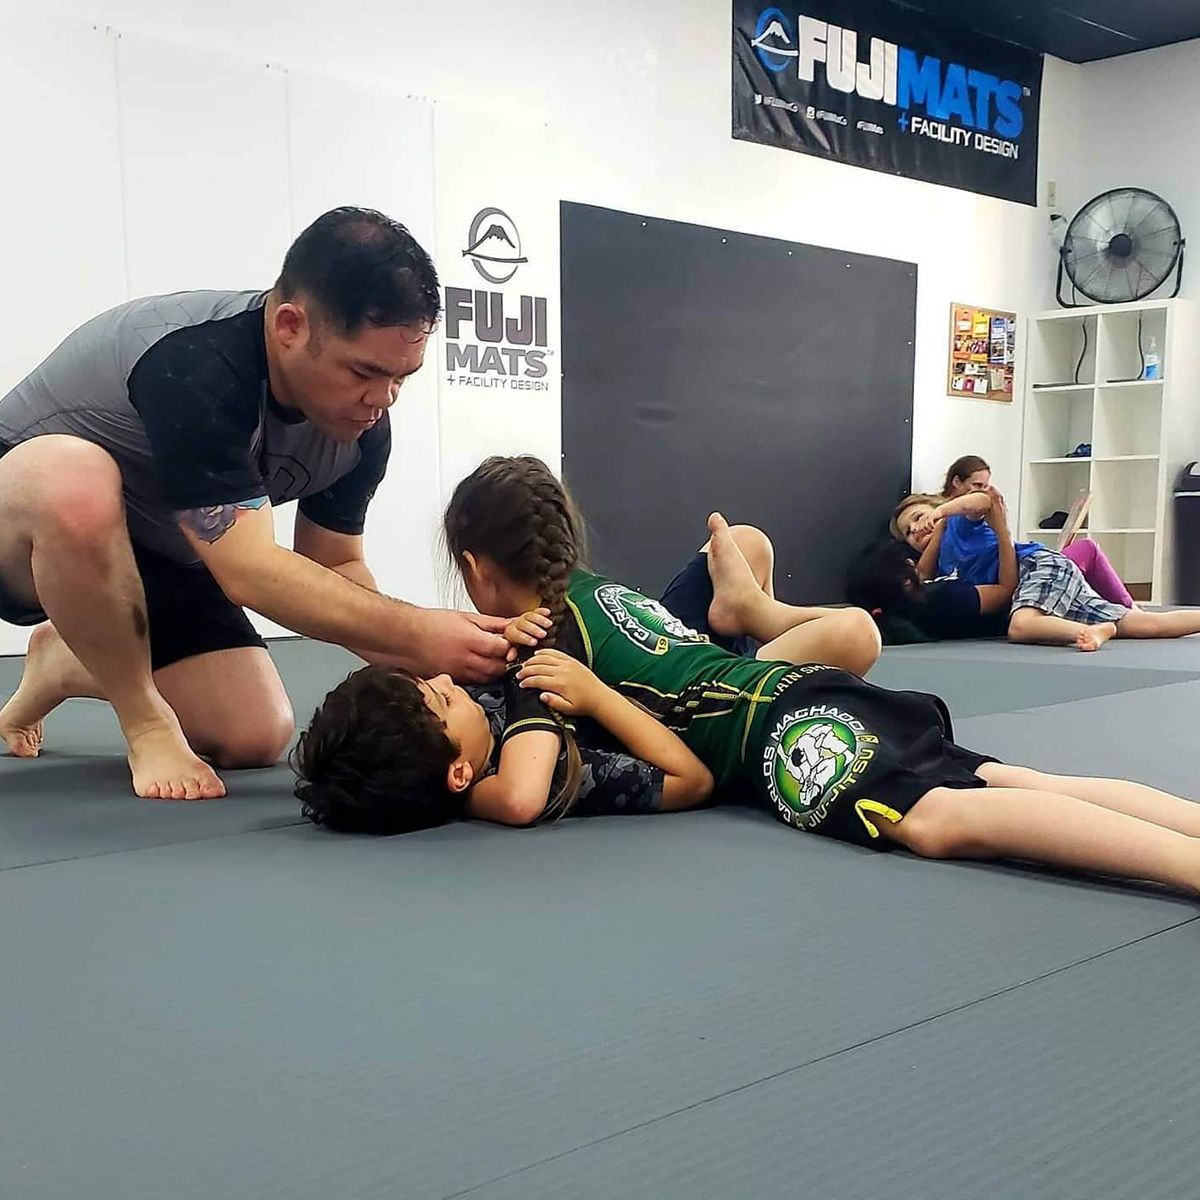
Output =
[
  {"x1": 750, "y1": 665, "x2": 995, "y2": 850},
  {"x1": 0, "y1": 443, "x2": 265, "y2": 671}
]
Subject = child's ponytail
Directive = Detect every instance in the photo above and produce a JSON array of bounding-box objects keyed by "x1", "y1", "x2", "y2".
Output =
[{"x1": 444, "y1": 455, "x2": 588, "y2": 821}]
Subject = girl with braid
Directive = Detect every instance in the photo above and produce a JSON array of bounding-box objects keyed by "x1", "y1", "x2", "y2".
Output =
[
  {"x1": 292, "y1": 459, "x2": 714, "y2": 834},
  {"x1": 292, "y1": 455, "x2": 1200, "y2": 899},
  {"x1": 293, "y1": 457, "x2": 876, "y2": 834}
]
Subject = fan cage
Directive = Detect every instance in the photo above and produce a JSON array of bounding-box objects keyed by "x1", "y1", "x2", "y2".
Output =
[{"x1": 1060, "y1": 187, "x2": 1184, "y2": 306}]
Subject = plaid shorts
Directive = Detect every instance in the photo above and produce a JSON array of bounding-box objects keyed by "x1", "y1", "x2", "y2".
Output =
[{"x1": 1012, "y1": 549, "x2": 1128, "y2": 625}]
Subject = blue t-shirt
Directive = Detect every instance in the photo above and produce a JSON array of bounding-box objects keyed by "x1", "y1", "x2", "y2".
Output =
[{"x1": 937, "y1": 515, "x2": 1041, "y2": 585}]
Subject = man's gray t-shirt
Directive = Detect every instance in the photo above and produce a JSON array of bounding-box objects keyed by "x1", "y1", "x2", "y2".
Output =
[{"x1": 0, "y1": 290, "x2": 390, "y2": 562}]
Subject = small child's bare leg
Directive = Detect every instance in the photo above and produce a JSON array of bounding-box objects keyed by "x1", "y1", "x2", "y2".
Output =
[
  {"x1": 705, "y1": 513, "x2": 880, "y2": 675},
  {"x1": 1008, "y1": 606, "x2": 1116, "y2": 651},
  {"x1": 876, "y1": 784, "x2": 1200, "y2": 893},
  {"x1": 756, "y1": 610, "x2": 882, "y2": 677},
  {"x1": 1116, "y1": 609, "x2": 1200, "y2": 640},
  {"x1": 978, "y1": 762, "x2": 1200, "y2": 837},
  {"x1": 700, "y1": 523, "x2": 775, "y2": 599}
]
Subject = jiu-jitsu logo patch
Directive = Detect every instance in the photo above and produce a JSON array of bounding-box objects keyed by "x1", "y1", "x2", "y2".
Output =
[
  {"x1": 594, "y1": 583, "x2": 709, "y2": 655},
  {"x1": 762, "y1": 705, "x2": 878, "y2": 828}
]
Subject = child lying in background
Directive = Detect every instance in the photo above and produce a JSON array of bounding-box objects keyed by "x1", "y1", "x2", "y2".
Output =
[
  {"x1": 939, "y1": 453, "x2": 1135, "y2": 607},
  {"x1": 893, "y1": 488, "x2": 1200, "y2": 651},
  {"x1": 847, "y1": 486, "x2": 1017, "y2": 642}
]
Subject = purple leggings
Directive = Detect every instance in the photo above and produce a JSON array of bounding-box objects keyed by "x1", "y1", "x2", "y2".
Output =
[{"x1": 1061, "y1": 539, "x2": 1135, "y2": 608}]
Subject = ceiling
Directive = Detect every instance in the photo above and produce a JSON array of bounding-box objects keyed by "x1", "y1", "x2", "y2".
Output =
[{"x1": 898, "y1": 0, "x2": 1200, "y2": 63}]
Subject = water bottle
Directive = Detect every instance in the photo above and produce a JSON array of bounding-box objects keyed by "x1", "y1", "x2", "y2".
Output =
[{"x1": 1144, "y1": 337, "x2": 1161, "y2": 380}]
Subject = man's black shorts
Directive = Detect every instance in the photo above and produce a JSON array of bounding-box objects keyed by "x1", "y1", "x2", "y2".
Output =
[
  {"x1": 751, "y1": 665, "x2": 996, "y2": 850},
  {"x1": 0, "y1": 442, "x2": 266, "y2": 671}
]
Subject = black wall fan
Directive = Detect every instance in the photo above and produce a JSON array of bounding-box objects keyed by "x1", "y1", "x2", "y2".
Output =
[{"x1": 1057, "y1": 187, "x2": 1185, "y2": 307}]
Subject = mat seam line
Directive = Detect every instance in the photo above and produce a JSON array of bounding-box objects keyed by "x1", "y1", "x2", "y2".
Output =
[
  {"x1": 437, "y1": 913, "x2": 1199, "y2": 1200},
  {"x1": 0, "y1": 819, "x2": 309, "y2": 873}
]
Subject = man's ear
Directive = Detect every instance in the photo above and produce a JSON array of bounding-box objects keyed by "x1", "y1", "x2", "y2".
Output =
[
  {"x1": 446, "y1": 756, "x2": 475, "y2": 795},
  {"x1": 461, "y1": 550, "x2": 480, "y2": 583},
  {"x1": 272, "y1": 301, "x2": 308, "y2": 351}
]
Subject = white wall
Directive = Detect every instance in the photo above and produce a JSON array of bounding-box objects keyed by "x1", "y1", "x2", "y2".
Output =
[
  {"x1": 0, "y1": 0, "x2": 1088, "y2": 653},
  {"x1": 1061, "y1": 38, "x2": 1200, "y2": 301},
  {"x1": 32, "y1": 0, "x2": 1078, "y2": 492}
]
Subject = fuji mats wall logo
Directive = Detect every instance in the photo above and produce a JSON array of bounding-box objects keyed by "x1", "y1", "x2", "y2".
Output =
[
  {"x1": 462, "y1": 207, "x2": 528, "y2": 286},
  {"x1": 444, "y1": 206, "x2": 552, "y2": 392}
]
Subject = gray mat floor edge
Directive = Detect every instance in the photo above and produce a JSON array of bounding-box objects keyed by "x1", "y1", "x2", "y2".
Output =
[{"x1": 3, "y1": 636, "x2": 1200, "y2": 1199}]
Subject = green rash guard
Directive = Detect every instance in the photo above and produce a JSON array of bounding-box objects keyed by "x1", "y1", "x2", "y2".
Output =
[{"x1": 562, "y1": 569, "x2": 795, "y2": 791}]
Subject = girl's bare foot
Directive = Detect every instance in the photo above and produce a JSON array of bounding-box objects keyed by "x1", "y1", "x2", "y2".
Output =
[
  {"x1": 1076, "y1": 622, "x2": 1117, "y2": 653},
  {"x1": 0, "y1": 623, "x2": 100, "y2": 757},
  {"x1": 705, "y1": 512, "x2": 763, "y2": 638}
]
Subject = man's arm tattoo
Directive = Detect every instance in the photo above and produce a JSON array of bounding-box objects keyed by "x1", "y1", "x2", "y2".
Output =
[{"x1": 177, "y1": 497, "x2": 270, "y2": 545}]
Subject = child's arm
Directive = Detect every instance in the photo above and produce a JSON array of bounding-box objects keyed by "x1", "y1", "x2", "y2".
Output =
[
  {"x1": 914, "y1": 492, "x2": 992, "y2": 581},
  {"x1": 518, "y1": 650, "x2": 713, "y2": 810},
  {"x1": 936, "y1": 492, "x2": 992, "y2": 521},
  {"x1": 467, "y1": 727, "x2": 562, "y2": 827},
  {"x1": 976, "y1": 487, "x2": 1018, "y2": 614},
  {"x1": 915, "y1": 519, "x2": 945, "y2": 581},
  {"x1": 465, "y1": 664, "x2": 564, "y2": 826}
]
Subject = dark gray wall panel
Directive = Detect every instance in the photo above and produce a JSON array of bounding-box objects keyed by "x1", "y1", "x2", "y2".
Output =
[{"x1": 560, "y1": 202, "x2": 916, "y2": 602}]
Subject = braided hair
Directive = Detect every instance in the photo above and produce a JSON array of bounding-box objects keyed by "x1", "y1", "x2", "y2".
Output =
[
  {"x1": 443, "y1": 456, "x2": 587, "y2": 820},
  {"x1": 444, "y1": 456, "x2": 585, "y2": 647}
]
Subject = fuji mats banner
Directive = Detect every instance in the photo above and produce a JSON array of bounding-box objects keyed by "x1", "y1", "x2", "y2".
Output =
[
  {"x1": 733, "y1": 0, "x2": 1044, "y2": 205},
  {"x1": 433, "y1": 107, "x2": 562, "y2": 528}
]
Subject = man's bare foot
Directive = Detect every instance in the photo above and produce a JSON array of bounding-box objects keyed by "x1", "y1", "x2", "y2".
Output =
[
  {"x1": 0, "y1": 623, "x2": 100, "y2": 757},
  {"x1": 1075, "y1": 622, "x2": 1117, "y2": 653},
  {"x1": 706, "y1": 511, "x2": 763, "y2": 638},
  {"x1": 126, "y1": 714, "x2": 225, "y2": 800}
]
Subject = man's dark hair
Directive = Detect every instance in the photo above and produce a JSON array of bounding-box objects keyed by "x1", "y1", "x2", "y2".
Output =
[
  {"x1": 291, "y1": 665, "x2": 465, "y2": 835},
  {"x1": 276, "y1": 207, "x2": 441, "y2": 336}
]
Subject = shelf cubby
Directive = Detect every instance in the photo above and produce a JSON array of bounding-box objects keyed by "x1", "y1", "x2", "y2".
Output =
[{"x1": 1020, "y1": 299, "x2": 1198, "y2": 603}]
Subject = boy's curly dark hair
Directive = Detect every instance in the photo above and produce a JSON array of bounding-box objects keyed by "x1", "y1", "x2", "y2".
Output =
[{"x1": 290, "y1": 665, "x2": 466, "y2": 835}]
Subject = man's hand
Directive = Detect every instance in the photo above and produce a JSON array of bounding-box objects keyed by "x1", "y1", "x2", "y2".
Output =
[
  {"x1": 517, "y1": 649, "x2": 605, "y2": 717},
  {"x1": 409, "y1": 610, "x2": 511, "y2": 683},
  {"x1": 505, "y1": 607, "x2": 553, "y2": 649}
]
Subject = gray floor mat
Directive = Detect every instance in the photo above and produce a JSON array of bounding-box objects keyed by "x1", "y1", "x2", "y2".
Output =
[
  {"x1": 0, "y1": 640, "x2": 361, "y2": 869},
  {"x1": 869, "y1": 655, "x2": 1199, "y2": 716},
  {"x1": 463, "y1": 920, "x2": 1200, "y2": 1200},
  {"x1": 0, "y1": 812, "x2": 1191, "y2": 1200},
  {"x1": 0, "y1": 756, "x2": 301, "y2": 869},
  {"x1": 953, "y1": 678, "x2": 1200, "y2": 796},
  {"x1": 4, "y1": 635, "x2": 1200, "y2": 1199},
  {"x1": 884, "y1": 631, "x2": 1200, "y2": 673}
]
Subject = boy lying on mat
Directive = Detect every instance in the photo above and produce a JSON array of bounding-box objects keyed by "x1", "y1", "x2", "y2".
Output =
[{"x1": 291, "y1": 456, "x2": 1200, "y2": 897}]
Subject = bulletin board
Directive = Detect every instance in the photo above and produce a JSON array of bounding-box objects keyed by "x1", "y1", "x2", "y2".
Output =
[{"x1": 947, "y1": 302, "x2": 1015, "y2": 402}]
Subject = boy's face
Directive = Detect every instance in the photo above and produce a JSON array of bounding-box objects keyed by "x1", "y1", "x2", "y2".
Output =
[
  {"x1": 419, "y1": 675, "x2": 494, "y2": 788},
  {"x1": 897, "y1": 504, "x2": 935, "y2": 551}
]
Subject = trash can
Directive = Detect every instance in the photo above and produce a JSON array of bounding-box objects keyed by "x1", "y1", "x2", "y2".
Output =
[{"x1": 1174, "y1": 462, "x2": 1200, "y2": 604}]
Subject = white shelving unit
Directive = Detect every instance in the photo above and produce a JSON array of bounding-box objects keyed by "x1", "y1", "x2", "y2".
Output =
[{"x1": 1020, "y1": 298, "x2": 1200, "y2": 603}]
